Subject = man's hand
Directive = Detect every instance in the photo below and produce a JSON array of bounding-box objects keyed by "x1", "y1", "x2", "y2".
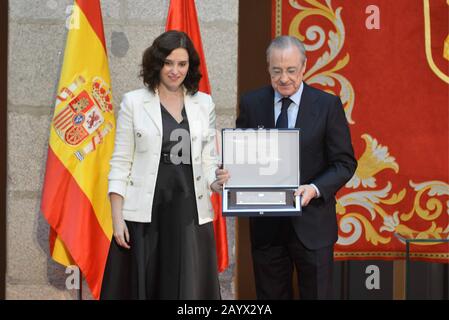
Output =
[{"x1": 294, "y1": 184, "x2": 317, "y2": 207}]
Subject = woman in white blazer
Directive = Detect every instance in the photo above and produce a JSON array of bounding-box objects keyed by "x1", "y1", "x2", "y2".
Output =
[{"x1": 100, "y1": 31, "x2": 229, "y2": 300}]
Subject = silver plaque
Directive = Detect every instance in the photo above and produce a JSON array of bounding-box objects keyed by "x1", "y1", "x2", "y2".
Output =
[
  {"x1": 221, "y1": 128, "x2": 301, "y2": 216},
  {"x1": 236, "y1": 191, "x2": 286, "y2": 205}
]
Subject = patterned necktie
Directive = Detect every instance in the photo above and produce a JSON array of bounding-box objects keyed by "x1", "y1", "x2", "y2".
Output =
[{"x1": 275, "y1": 97, "x2": 292, "y2": 128}]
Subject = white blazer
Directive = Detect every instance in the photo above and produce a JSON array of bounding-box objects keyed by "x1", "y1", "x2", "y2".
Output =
[{"x1": 108, "y1": 88, "x2": 218, "y2": 224}]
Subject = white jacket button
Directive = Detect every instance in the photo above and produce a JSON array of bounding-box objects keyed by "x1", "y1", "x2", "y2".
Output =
[
  {"x1": 198, "y1": 194, "x2": 203, "y2": 200},
  {"x1": 196, "y1": 176, "x2": 201, "y2": 181}
]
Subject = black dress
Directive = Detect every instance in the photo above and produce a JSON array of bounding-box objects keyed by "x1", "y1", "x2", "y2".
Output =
[{"x1": 100, "y1": 104, "x2": 220, "y2": 300}]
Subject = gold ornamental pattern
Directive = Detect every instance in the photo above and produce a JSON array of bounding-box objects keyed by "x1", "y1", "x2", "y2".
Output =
[{"x1": 277, "y1": 0, "x2": 449, "y2": 260}]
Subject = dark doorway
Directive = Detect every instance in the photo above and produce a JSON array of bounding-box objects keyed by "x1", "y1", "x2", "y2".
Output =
[{"x1": 236, "y1": 0, "x2": 272, "y2": 299}]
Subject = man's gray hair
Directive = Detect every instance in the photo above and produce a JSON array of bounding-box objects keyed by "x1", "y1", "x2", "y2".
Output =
[{"x1": 266, "y1": 35, "x2": 307, "y2": 63}]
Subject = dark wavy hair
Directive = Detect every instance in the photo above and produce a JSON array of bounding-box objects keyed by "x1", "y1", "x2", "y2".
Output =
[{"x1": 140, "y1": 30, "x2": 202, "y2": 95}]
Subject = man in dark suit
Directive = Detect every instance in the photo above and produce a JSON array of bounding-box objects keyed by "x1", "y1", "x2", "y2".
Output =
[{"x1": 236, "y1": 35, "x2": 357, "y2": 299}]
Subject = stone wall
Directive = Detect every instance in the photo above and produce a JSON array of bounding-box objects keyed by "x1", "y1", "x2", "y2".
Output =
[{"x1": 7, "y1": 0, "x2": 238, "y2": 300}]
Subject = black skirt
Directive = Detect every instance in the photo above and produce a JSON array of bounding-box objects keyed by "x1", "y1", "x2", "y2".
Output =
[
  {"x1": 100, "y1": 104, "x2": 220, "y2": 300},
  {"x1": 100, "y1": 162, "x2": 221, "y2": 300}
]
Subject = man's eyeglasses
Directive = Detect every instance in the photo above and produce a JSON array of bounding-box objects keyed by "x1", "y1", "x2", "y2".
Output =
[{"x1": 269, "y1": 67, "x2": 302, "y2": 80}]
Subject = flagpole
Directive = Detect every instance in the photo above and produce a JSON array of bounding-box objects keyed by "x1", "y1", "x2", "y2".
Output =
[{"x1": 78, "y1": 267, "x2": 83, "y2": 300}]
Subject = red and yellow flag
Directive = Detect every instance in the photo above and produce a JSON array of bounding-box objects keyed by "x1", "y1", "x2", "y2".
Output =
[
  {"x1": 166, "y1": 0, "x2": 229, "y2": 272},
  {"x1": 41, "y1": 0, "x2": 114, "y2": 299}
]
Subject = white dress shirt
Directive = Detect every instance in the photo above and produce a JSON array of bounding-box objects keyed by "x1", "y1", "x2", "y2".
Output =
[{"x1": 274, "y1": 82, "x2": 303, "y2": 128}]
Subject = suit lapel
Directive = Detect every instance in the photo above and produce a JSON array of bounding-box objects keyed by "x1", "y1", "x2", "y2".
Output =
[
  {"x1": 295, "y1": 83, "x2": 318, "y2": 130},
  {"x1": 184, "y1": 93, "x2": 205, "y2": 145},
  {"x1": 142, "y1": 89, "x2": 162, "y2": 134},
  {"x1": 261, "y1": 86, "x2": 275, "y2": 128},
  {"x1": 184, "y1": 93, "x2": 199, "y2": 126}
]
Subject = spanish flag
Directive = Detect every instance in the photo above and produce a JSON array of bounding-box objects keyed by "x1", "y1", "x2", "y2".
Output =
[
  {"x1": 41, "y1": 0, "x2": 114, "y2": 299},
  {"x1": 166, "y1": 0, "x2": 229, "y2": 272}
]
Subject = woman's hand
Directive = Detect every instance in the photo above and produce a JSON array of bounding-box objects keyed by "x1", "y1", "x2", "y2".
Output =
[
  {"x1": 110, "y1": 193, "x2": 131, "y2": 249},
  {"x1": 112, "y1": 215, "x2": 131, "y2": 249},
  {"x1": 210, "y1": 167, "x2": 230, "y2": 193}
]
